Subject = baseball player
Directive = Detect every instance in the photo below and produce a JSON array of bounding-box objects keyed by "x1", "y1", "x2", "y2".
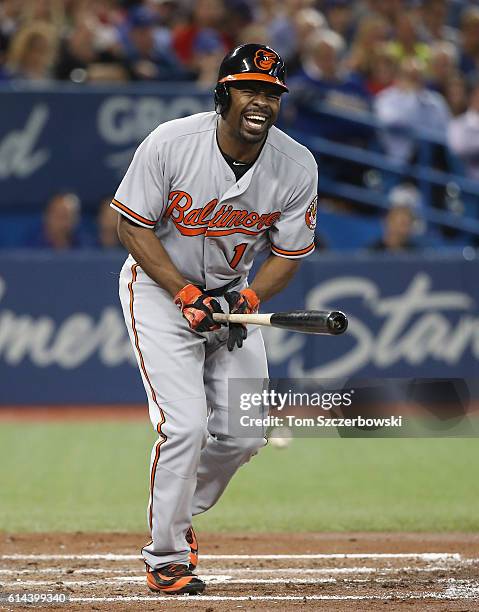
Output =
[{"x1": 112, "y1": 43, "x2": 318, "y2": 595}]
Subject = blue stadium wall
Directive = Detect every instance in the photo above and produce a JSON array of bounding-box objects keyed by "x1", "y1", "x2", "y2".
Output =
[
  {"x1": 0, "y1": 251, "x2": 477, "y2": 405},
  {"x1": 0, "y1": 83, "x2": 211, "y2": 214}
]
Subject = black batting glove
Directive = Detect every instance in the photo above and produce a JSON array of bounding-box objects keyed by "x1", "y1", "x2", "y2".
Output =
[{"x1": 224, "y1": 289, "x2": 259, "y2": 351}]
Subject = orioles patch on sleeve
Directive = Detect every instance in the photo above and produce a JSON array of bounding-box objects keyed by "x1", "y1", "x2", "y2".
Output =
[{"x1": 305, "y1": 195, "x2": 318, "y2": 231}]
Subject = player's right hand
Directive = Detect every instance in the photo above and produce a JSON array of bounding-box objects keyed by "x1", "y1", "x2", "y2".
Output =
[{"x1": 174, "y1": 284, "x2": 224, "y2": 332}]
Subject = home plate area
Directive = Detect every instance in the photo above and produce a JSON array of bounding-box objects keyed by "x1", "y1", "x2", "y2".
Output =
[{"x1": 1, "y1": 534, "x2": 478, "y2": 611}]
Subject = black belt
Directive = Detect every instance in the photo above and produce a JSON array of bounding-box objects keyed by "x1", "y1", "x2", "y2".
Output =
[{"x1": 196, "y1": 277, "x2": 241, "y2": 297}]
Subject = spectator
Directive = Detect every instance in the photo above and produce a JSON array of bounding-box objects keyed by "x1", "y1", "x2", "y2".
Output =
[
  {"x1": 364, "y1": 43, "x2": 400, "y2": 96},
  {"x1": 237, "y1": 22, "x2": 270, "y2": 46},
  {"x1": 0, "y1": 0, "x2": 22, "y2": 65},
  {"x1": 191, "y1": 28, "x2": 226, "y2": 89},
  {"x1": 26, "y1": 192, "x2": 85, "y2": 250},
  {"x1": 147, "y1": 0, "x2": 183, "y2": 29},
  {"x1": 419, "y1": 0, "x2": 458, "y2": 45},
  {"x1": 346, "y1": 13, "x2": 390, "y2": 84},
  {"x1": 222, "y1": 0, "x2": 254, "y2": 48},
  {"x1": 426, "y1": 41, "x2": 459, "y2": 98},
  {"x1": 257, "y1": 0, "x2": 319, "y2": 63},
  {"x1": 118, "y1": 4, "x2": 186, "y2": 81},
  {"x1": 172, "y1": 0, "x2": 231, "y2": 70},
  {"x1": 55, "y1": 19, "x2": 96, "y2": 81},
  {"x1": 368, "y1": 184, "x2": 421, "y2": 251},
  {"x1": 286, "y1": 8, "x2": 327, "y2": 75},
  {"x1": 19, "y1": 0, "x2": 65, "y2": 30},
  {"x1": 294, "y1": 8, "x2": 327, "y2": 45},
  {"x1": 448, "y1": 81, "x2": 479, "y2": 181},
  {"x1": 67, "y1": 0, "x2": 124, "y2": 37},
  {"x1": 287, "y1": 29, "x2": 372, "y2": 143},
  {"x1": 251, "y1": 0, "x2": 278, "y2": 31},
  {"x1": 360, "y1": 0, "x2": 404, "y2": 28},
  {"x1": 97, "y1": 196, "x2": 122, "y2": 249},
  {"x1": 374, "y1": 57, "x2": 450, "y2": 162},
  {"x1": 458, "y1": 6, "x2": 479, "y2": 79},
  {"x1": 387, "y1": 11, "x2": 431, "y2": 65},
  {"x1": 322, "y1": 0, "x2": 356, "y2": 45},
  {"x1": 5, "y1": 21, "x2": 58, "y2": 81},
  {"x1": 55, "y1": 14, "x2": 123, "y2": 81},
  {"x1": 444, "y1": 72, "x2": 468, "y2": 116}
]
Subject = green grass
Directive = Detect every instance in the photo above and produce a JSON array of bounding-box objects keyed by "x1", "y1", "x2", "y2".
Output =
[{"x1": 1, "y1": 422, "x2": 478, "y2": 532}]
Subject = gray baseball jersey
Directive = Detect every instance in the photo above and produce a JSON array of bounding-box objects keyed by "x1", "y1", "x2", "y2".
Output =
[
  {"x1": 113, "y1": 110, "x2": 318, "y2": 572},
  {"x1": 112, "y1": 111, "x2": 318, "y2": 289}
]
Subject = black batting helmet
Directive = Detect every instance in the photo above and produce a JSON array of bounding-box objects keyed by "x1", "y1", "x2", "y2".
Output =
[{"x1": 214, "y1": 43, "x2": 288, "y2": 115}]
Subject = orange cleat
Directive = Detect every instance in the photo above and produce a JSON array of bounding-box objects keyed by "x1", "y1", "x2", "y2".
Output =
[{"x1": 146, "y1": 562, "x2": 205, "y2": 595}]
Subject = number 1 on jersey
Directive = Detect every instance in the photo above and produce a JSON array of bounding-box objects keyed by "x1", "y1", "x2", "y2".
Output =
[{"x1": 229, "y1": 243, "x2": 248, "y2": 270}]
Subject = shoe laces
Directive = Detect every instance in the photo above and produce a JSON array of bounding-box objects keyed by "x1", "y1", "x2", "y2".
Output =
[{"x1": 168, "y1": 563, "x2": 190, "y2": 576}]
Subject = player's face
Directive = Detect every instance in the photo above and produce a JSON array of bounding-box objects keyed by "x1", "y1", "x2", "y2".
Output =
[{"x1": 226, "y1": 82, "x2": 283, "y2": 144}]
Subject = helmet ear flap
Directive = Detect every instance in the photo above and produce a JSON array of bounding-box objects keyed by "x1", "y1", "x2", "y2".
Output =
[{"x1": 214, "y1": 83, "x2": 229, "y2": 115}]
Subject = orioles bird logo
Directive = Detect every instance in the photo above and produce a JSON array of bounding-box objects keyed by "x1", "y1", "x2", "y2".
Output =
[
  {"x1": 254, "y1": 49, "x2": 278, "y2": 70},
  {"x1": 305, "y1": 195, "x2": 318, "y2": 230}
]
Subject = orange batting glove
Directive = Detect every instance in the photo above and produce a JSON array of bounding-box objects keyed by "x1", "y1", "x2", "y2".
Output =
[{"x1": 174, "y1": 284, "x2": 224, "y2": 332}]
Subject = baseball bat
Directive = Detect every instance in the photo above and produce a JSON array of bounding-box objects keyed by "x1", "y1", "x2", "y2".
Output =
[{"x1": 213, "y1": 310, "x2": 348, "y2": 335}]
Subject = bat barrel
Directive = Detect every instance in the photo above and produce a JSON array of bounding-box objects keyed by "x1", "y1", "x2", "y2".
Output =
[
  {"x1": 327, "y1": 311, "x2": 348, "y2": 335},
  {"x1": 270, "y1": 310, "x2": 348, "y2": 335}
]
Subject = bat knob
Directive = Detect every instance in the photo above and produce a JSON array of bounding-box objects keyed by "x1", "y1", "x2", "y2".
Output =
[{"x1": 327, "y1": 311, "x2": 348, "y2": 335}]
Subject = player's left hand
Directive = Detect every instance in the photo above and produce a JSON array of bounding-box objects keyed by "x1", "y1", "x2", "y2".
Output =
[{"x1": 224, "y1": 288, "x2": 260, "y2": 351}]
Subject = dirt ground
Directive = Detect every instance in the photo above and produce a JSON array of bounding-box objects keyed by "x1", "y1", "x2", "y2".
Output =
[{"x1": 1, "y1": 532, "x2": 478, "y2": 611}]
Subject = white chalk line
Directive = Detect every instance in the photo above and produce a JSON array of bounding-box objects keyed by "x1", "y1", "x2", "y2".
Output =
[
  {"x1": 66, "y1": 593, "x2": 479, "y2": 602},
  {"x1": 0, "y1": 564, "x2": 463, "y2": 576},
  {"x1": 2, "y1": 577, "x2": 333, "y2": 587},
  {"x1": 445, "y1": 583, "x2": 479, "y2": 598},
  {"x1": 2, "y1": 576, "x2": 477, "y2": 588},
  {"x1": 0, "y1": 552, "x2": 463, "y2": 561}
]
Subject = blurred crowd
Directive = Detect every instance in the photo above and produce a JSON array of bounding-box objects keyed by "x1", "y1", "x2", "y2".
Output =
[
  {"x1": 1, "y1": 1, "x2": 478, "y2": 99},
  {"x1": 24, "y1": 191, "x2": 123, "y2": 250},
  {"x1": 2, "y1": 0, "x2": 479, "y2": 251}
]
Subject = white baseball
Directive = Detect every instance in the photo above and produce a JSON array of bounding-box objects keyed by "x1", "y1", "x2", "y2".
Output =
[{"x1": 269, "y1": 426, "x2": 293, "y2": 449}]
